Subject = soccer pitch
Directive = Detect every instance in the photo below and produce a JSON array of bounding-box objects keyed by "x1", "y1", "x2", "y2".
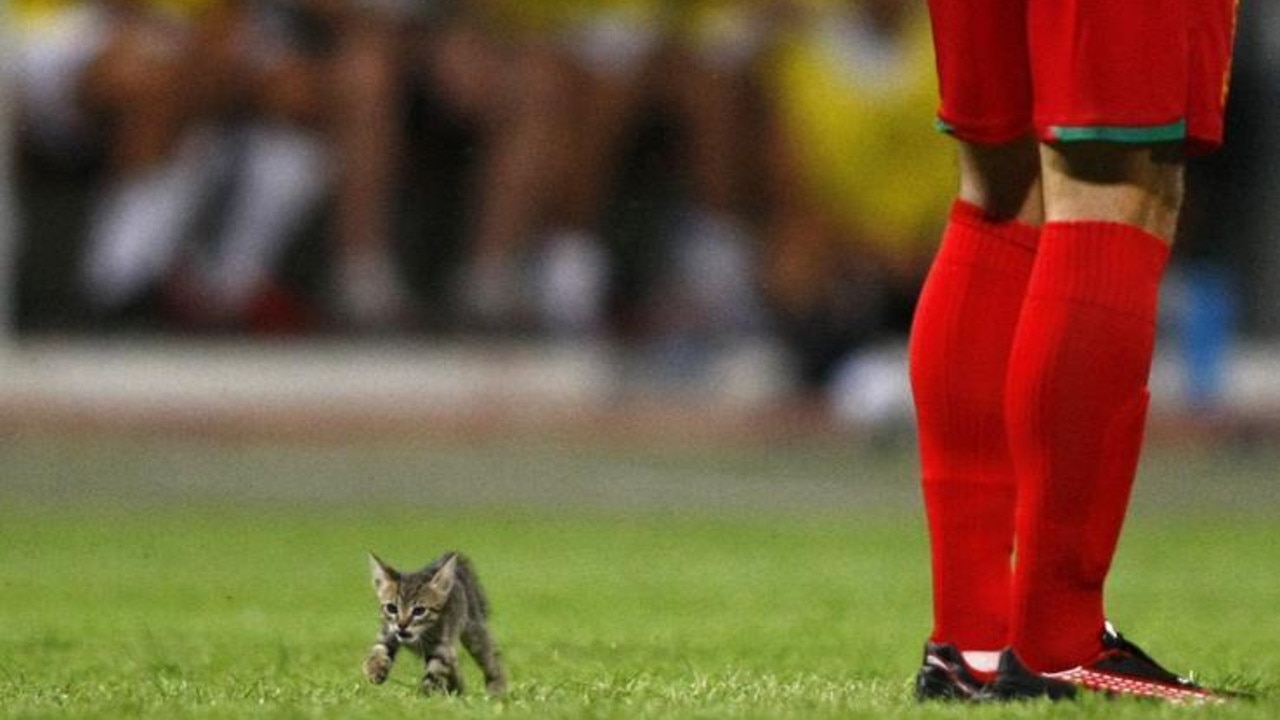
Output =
[{"x1": 0, "y1": 433, "x2": 1276, "y2": 718}]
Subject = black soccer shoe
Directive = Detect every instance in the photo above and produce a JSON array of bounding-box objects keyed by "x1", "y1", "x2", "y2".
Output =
[
  {"x1": 986, "y1": 623, "x2": 1228, "y2": 704},
  {"x1": 915, "y1": 641, "x2": 991, "y2": 701}
]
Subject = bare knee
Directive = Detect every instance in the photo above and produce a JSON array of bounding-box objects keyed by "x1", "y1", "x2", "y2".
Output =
[
  {"x1": 1041, "y1": 141, "x2": 1184, "y2": 242},
  {"x1": 956, "y1": 136, "x2": 1043, "y2": 225}
]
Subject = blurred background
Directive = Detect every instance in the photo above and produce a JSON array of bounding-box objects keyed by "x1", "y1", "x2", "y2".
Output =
[{"x1": 3, "y1": 0, "x2": 1280, "y2": 438}]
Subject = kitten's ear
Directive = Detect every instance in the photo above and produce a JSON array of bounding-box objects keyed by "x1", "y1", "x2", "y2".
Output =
[
  {"x1": 428, "y1": 554, "x2": 458, "y2": 599},
  {"x1": 369, "y1": 552, "x2": 399, "y2": 593}
]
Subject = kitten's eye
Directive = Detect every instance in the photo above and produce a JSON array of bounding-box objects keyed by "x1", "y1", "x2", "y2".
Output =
[
  {"x1": 383, "y1": 603, "x2": 398, "y2": 616},
  {"x1": 411, "y1": 606, "x2": 427, "y2": 618}
]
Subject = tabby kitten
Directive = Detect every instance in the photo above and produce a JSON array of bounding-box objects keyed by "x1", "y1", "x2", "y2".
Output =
[{"x1": 364, "y1": 551, "x2": 507, "y2": 695}]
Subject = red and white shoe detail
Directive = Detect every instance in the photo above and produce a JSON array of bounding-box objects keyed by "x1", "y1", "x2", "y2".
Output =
[{"x1": 1045, "y1": 667, "x2": 1224, "y2": 704}]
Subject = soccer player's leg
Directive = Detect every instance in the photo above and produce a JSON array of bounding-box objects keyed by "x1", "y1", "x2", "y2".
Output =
[
  {"x1": 997, "y1": 0, "x2": 1238, "y2": 699},
  {"x1": 1004, "y1": 138, "x2": 1178, "y2": 674},
  {"x1": 914, "y1": 0, "x2": 1041, "y2": 699},
  {"x1": 910, "y1": 138, "x2": 1041, "y2": 701}
]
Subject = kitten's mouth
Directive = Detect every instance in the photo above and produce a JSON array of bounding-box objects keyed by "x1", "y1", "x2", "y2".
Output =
[{"x1": 395, "y1": 629, "x2": 417, "y2": 642}]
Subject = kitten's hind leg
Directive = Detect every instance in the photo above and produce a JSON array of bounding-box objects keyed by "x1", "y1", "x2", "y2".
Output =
[
  {"x1": 364, "y1": 637, "x2": 398, "y2": 684},
  {"x1": 421, "y1": 647, "x2": 464, "y2": 695},
  {"x1": 463, "y1": 624, "x2": 507, "y2": 695}
]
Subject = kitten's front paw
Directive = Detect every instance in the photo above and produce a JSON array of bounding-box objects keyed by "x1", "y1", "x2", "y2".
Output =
[
  {"x1": 420, "y1": 674, "x2": 449, "y2": 695},
  {"x1": 421, "y1": 670, "x2": 462, "y2": 695},
  {"x1": 364, "y1": 647, "x2": 392, "y2": 684}
]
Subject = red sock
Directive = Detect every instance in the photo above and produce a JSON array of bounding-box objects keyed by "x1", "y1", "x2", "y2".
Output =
[
  {"x1": 1005, "y1": 221, "x2": 1169, "y2": 671},
  {"x1": 910, "y1": 200, "x2": 1038, "y2": 651}
]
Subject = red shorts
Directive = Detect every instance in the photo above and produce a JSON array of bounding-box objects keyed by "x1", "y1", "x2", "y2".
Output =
[{"x1": 927, "y1": 0, "x2": 1238, "y2": 154}]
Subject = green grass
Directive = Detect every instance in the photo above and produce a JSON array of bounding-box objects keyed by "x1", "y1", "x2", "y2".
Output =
[{"x1": 0, "y1": 434, "x2": 1276, "y2": 718}]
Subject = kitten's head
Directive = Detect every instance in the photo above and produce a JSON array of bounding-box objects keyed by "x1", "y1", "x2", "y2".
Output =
[{"x1": 368, "y1": 553, "x2": 457, "y2": 644}]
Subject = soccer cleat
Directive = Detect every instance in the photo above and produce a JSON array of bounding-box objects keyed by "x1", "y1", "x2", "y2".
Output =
[
  {"x1": 915, "y1": 641, "x2": 992, "y2": 701},
  {"x1": 987, "y1": 623, "x2": 1228, "y2": 704}
]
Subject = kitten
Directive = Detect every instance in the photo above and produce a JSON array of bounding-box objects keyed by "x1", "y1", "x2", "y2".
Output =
[{"x1": 364, "y1": 551, "x2": 507, "y2": 696}]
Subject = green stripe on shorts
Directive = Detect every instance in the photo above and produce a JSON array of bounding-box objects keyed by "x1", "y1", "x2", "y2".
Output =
[{"x1": 1049, "y1": 120, "x2": 1187, "y2": 144}]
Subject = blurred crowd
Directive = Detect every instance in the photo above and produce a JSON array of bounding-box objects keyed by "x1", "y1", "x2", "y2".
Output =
[{"x1": 6, "y1": 0, "x2": 1280, "y2": 403}]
